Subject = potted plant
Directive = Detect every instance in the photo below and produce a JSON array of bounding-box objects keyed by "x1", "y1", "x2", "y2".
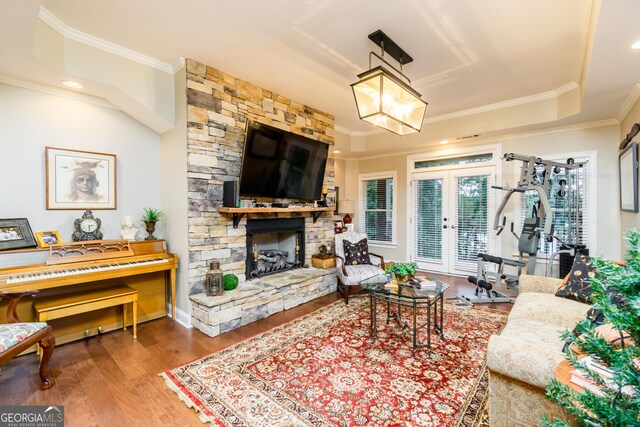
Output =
[
  {"x1": 141, "y1": 208, "x2": 165, "y2": 240},
  {"x1": 384, "y1": 262, "x2": 418, "y2": 284}
]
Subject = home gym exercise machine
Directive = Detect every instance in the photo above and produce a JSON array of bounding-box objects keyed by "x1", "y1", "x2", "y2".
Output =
[{"x1": 466, "y1": 153, "x2": 587, "y2": 304}]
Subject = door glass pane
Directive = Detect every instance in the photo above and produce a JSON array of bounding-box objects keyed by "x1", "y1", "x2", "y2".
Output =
[
  {"x1": 455, "y1": 175, "x2": 489, "y2": 264},
  {"x1": 414, "y1": 179, "x2": 443, "y2": 260}
]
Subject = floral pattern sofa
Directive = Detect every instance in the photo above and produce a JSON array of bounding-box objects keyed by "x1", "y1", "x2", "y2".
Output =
[{"x1": 487, "y1": 274, "x2": 591, "y2": 426}]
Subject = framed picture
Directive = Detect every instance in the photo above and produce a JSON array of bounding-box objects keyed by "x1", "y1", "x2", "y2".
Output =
[
  {"x1": 619, "y1": 142, "x2": 638, "y2": 212},
  {"x1": 334, "y1": 220, "x2": 344, "y2": 234},
  {"x1": 0, "y1": 218, "x2": 37, "y2": 251},
  {"x1": 46, "y1": 147, "x2": 117, "y2": 210},
  {"x1": 35, "y1": 230, "x2": 63, "y2": 248}
]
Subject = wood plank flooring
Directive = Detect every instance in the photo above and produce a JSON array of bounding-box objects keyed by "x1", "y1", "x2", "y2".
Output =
[{"x1": 0, "y1": 273, "x2": 511, "y2": 426}]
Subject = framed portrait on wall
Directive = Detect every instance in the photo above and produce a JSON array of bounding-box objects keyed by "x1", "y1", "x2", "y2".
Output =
[
  {"x1": 0, "y1": 218, "x2": 37, "y2": 251},
  {"x1": 619, "y1": 142, "x2": 639, "y2": 212},
  {"x1": 46, "y1": 147, "x2": 117, "y2": 210}
]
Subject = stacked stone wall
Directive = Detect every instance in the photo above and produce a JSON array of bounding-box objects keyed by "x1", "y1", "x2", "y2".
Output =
[{"x1": 185, "y1": 58, "x2": 336, "y2": 295}]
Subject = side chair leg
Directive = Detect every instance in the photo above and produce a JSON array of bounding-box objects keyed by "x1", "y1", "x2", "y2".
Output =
[{"x1": 38, "y1": 334, "x2": 55, "y2": 390}]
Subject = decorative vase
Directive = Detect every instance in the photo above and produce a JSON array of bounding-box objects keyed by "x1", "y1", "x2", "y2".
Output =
[
  {"x1": 395, "y1": 274, "x2": 413, "y2": 285},
  {"x1": 144, "y1": 221, "x2": 157, "y2": 240},
  {"x1": 205, "y1": 261, "x2": 224, "y2": 296}
]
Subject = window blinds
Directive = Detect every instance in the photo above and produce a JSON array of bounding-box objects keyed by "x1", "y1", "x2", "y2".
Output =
[
  {"x1": 361, "y1": 177, "x2": 393, "y2": 243},
  {"x1": 453, "y1": 175, "x2": 489, "y2": 268},
  {"x1": 413, "y1": 178, "x2": 443, "y2": 260},
  {"x1": 520, "y1": 158, "x2": 589, "y2": 255}
]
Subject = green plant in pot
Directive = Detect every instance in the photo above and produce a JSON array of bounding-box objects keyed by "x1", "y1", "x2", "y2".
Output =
[
  {"x1": 223, "y1": 273, "x2": 239, "y2": 291},
  {"x1": 384, "y1": 262, "x2": 418, "y2": 284},
  {"x1": 141, "y1": 208, "x2": 165, "y2": 240}
]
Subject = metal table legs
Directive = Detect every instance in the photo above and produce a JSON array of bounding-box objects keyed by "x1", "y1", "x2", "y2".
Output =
[{"x1": 368, "y1": 292, "x2": 446, "y2": 358}]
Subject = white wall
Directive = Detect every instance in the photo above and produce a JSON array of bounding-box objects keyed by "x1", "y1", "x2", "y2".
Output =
[
  {"x1": 160, "y1": 67, "x2": 190, "y2": 323},
  {"x1": 620, "y1": 96, "x2": 640, "y2": 254},
  {"x1": 0, "y1": 83, "x2": 162, "y2": 252},
  {"x1": 346, "y1": 123, "x2": 621, "y2": 270}
]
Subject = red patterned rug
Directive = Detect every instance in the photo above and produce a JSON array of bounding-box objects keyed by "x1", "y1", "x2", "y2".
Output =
[{"x1": 161, "y1": 298, "x2": 506, "y2": 426}]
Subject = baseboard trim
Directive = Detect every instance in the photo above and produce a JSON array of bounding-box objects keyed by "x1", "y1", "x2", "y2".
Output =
[{"x1": 167, "y1": 303, "x2": 192, "y2": 328}]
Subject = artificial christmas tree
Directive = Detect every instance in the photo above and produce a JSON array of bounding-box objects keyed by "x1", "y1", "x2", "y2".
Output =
[{"x1": 544, "y1": 230, "x2": 640, "y2": 427}]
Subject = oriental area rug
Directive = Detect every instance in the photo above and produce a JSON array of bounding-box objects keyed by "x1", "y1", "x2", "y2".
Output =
[{"x1": 161, "y1": 298, "x2": 506, "y2": 426}]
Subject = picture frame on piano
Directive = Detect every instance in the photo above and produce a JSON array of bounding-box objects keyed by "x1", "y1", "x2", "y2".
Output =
[
  {"x1": 46, "y1": 147, "x2": 117, "y2": 210},
  {"x1": 35, "y1": 230, "x2": 63, "y2": 248},
  {"x1": 0, "y1": 218, "x2": 37, "y2": 251}
]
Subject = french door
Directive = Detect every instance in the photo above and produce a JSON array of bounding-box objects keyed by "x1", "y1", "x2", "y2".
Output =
[{"x1": 411, "y1": 166, "x2": 495, "y2": 275}]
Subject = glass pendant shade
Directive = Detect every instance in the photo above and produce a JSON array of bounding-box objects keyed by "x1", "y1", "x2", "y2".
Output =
[{"x1": 351, "y1": 66, "x2": 427, "y2": 136}]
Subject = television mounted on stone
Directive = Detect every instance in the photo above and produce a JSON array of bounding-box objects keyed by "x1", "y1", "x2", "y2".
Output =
[{"x1": 239, "y1": 121, "x2": 329, "y2": 201}]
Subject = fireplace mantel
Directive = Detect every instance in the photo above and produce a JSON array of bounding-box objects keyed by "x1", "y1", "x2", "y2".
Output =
[{"x1": 218, "y1": 206, "x2": 334, "y2": 228}]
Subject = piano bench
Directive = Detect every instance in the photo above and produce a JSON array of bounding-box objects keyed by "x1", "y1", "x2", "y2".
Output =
[{"x1": 33, "y1": 285, "x2": 139, "y2": 339}]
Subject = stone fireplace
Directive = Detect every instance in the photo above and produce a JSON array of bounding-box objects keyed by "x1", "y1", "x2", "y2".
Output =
[
  {"x1": 246, "y1": 218, "x2": 305, "y2": 279},
  {"x1": 185, "y1": 59, "x2": 337, "y2": 338}
]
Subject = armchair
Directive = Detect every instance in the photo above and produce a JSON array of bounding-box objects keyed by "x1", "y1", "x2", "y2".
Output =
[
  {"x1": 0, "y1": 291, "x2": 55, "y2": 389},
  {"x1": 334, "y1": 231, "x2": 386, "y2": 304}
]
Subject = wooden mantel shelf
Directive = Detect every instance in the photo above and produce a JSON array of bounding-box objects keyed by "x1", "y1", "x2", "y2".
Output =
[{"x1": 218, "y1": 206, "x2": 334, "y2": 228}]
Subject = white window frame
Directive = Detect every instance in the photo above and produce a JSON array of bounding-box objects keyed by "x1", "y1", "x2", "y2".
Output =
[
  {"x1": 358, "y1": 171, "x2": 397, "y2": 247},
  {"x1": 516, "y1": 150, "x2": 597, "y2": 259}
]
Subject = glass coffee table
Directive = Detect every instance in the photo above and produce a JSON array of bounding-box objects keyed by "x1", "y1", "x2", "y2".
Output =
[{"x1": 360, "y1": 275, "x2": 448, "y2": 358}]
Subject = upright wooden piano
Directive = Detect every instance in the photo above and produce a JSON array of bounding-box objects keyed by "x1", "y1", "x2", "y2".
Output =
[{"x1": 0, "y1": 239, "x2": 178, "y2": 347}]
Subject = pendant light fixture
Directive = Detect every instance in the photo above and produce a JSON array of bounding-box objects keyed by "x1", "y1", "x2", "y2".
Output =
[{"x1": 351, "y1": 30, "x2": 427, "y2": 136}]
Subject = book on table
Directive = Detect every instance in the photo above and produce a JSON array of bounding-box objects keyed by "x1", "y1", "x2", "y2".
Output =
[
  {"x1": 571, "y1": 357, "x2": 636, "y2": 397},
  {"x1": 569, "y1": 369, "x2": 605, "y2": 396}
]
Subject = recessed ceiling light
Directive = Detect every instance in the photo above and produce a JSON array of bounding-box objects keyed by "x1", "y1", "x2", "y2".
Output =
[
  {"x1": 632, "y1": 40, "x2": 640, "y2": 49},
  {"x1": 62, "y1": 80, "x2": 83, "y2": 89},
  {"x1": 333, "y1": 150, "x2": 341, "y2": 154},
  {"x1": 439, "y1": 140, "x2": 449, "y2": 145}
]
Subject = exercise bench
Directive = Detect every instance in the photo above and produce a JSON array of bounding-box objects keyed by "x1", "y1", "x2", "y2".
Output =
[{"x1": 33, "y1": 285, "x2": 138, "y2": 340}]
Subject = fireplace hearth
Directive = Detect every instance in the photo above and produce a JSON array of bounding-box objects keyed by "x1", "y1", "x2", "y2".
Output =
[{"x1": 246, "y1": 218, "x2": 305, "y2": 279}]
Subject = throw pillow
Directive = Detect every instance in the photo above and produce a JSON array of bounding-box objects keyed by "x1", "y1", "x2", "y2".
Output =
[
  {"x1": 565, "y1": 291, "x2": 627, "y2": 354},
  {"x1": 343, "y1": 238, "x2": 371, "y2": 266},
  {"x1": 555, "y1": 254, "x2": 595, "y2": 304}
]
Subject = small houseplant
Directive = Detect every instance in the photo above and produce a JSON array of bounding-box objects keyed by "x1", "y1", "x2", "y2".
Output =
[
  {"x1": 384, "y1": 262, "x2": 418, "y2": 283},
  {"x1": 141, "y1": 208, "x2": 165, "y2": 240}
]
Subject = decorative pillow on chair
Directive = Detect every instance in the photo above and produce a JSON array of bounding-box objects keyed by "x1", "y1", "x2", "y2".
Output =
[
  {"x1": 343, "y1": 238, "x2": 371, "y2": 265},
  {"x1": 555, "y1": 254, "x2": 595, "y2": 304}
]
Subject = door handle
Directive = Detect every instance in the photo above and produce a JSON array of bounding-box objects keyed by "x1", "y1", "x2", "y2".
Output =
[{"x1": 451, "y1": 225, "x2": 457, "y2": 229}]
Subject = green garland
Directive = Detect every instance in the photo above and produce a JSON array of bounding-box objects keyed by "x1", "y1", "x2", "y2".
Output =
[{"x1": 543, "y1": 230, "x2": 640, "y2": 427}]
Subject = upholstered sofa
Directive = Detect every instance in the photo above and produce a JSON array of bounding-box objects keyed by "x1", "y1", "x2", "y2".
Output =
[{"x1": 487, "y1": 274, "x2": 591, "y2": 426}]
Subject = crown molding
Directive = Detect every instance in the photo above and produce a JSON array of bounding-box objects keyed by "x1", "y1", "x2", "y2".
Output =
[
  {"x1": 172, "y1": 57, "x2": 186, "y2": 73},
  {"x1": 338, "y1": 82, "x2": 581, "y2": 136},
  {"x1": 334, "y1": 124, "x2": 383, "y2": 137},
  {"x1": 616, "y1": 84, "x2": 640, "y2": 123},
  {"x1": 425, "y1": 82, "x2": 580, "y2": 124},
  {"x1": 0, "y1": 74, "x2": 116, "y2": 109},
  {"x1": 344, "y1": 118, "x2": 618, "y2": 161},
  {"x1": 39, "y1": 7, "x2": 174, "y2": 74}
]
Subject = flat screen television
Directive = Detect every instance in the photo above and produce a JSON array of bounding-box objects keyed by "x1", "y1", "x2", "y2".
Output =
[{"x1": 239, "y1": 121, "x2": 329, "y2": 201}]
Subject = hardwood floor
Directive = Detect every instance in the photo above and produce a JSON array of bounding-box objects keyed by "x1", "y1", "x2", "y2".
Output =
[{"x1": 0, "y1": 274, "x2": 511, "y2": 426}]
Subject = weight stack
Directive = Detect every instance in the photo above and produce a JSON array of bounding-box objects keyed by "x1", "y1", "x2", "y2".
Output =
[{"x1": 558, "y1": 245, "x2": 589, "y2": 278}]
